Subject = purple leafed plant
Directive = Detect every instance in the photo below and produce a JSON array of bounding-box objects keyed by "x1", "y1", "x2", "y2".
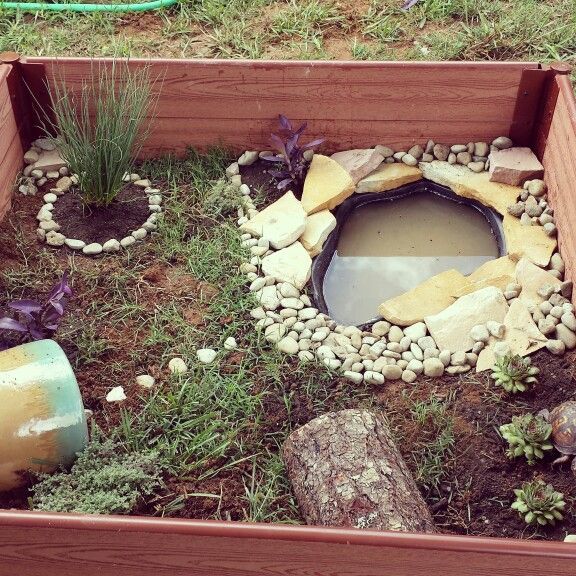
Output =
[
  {"x1": 262, "y1": 115, "x2": 324, "y2": 193},
  {"x1": 0, "y1": 272, "x2": 72, "y2": 346}
]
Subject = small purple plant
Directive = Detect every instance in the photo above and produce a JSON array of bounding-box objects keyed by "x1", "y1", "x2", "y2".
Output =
[
  {"x1": 262, "y1": 115, "x2": 324, "y2": 192},
  {"x1": 0, "y1": 272, "x2": 72, "y2": 344}
]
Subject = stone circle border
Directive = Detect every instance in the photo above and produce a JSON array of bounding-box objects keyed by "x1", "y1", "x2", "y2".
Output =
[{"x1": 20, "y1": 139, "x2": 162, "y2": 256}]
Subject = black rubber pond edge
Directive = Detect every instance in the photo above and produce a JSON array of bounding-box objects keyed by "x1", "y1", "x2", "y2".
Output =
[{"x1": 310, "y1": 180, "x2": 507, "y2": 329}]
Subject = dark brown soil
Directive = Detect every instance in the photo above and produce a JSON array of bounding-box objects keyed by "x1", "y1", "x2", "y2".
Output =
[
  {"x1": 1, "y1": 186, "x2": 576, "y2": 540},
  {"x1": 240, "y1": 158, "x2": 299, "y2": 202},
  {"x1": 51, "y1": 184, "x2": 150, "y2": 244}
]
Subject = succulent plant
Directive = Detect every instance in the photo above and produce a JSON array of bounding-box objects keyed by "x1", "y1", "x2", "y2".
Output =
[
  {"x1": 491, "y1": 354, "x2": 539, "y2": 393},
  {"x1": 499, "y1": 414, "x2": 553, "y2": 465},
  {"x1": 511, "y1": 480, "x2": 565, "y2": 526}
]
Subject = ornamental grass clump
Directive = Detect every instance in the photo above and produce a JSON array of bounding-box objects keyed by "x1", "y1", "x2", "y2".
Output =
[
  {"x1": 47, "y1": 62, "x2": 153, "y2": 207},
  {"x1": 499, "y1": 413, "x2": 553, "y2": 465},
  {"x1": 511, "y1": 480, "x2": 565, "y2": 526},
  {"x1": 491, "y1": 353, "x2": 539, "y2": 393}
]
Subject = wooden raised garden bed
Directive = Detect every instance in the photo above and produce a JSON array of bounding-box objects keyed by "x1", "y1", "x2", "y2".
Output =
[{"x1": 1, "y1": 54, "x2": 576, "y2": 576}]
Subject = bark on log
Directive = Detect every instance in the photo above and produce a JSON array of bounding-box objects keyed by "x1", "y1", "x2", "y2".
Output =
[{"x1": 283, "y1": 409, "x2": 436, "y2": 533}]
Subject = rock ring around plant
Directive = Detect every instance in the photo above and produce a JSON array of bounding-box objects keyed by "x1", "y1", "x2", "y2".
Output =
[{"x1": 24, "y1": 144, "x2": 162, "y2": 256}]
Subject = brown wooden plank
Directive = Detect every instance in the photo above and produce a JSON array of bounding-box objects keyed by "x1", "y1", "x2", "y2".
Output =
[
  {"x1": 540, "y1": 76, "x2": 576, "y2": 286},
  {"x1": 131, "y1": 117, "x2": 518, "y2": 157},
  {"x1": 21, "y1": 58, "x2": 538, "y2": 154},
  {"x1": 0, "y1": 65, "x2": 21, "y2": 221},
  {"x1": 0, "y1": 77, "x2": 19, "y2": 164},
  {"x1": 0, "y1": 511, "x2": 576, "y2": 576},
  {"x1": 509, "y1": 67, "x2": 550, "y2": 145}
]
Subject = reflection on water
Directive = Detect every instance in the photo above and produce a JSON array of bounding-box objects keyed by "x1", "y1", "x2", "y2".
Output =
[{"x1": 323, "y1": 193, "x2": 499, "y2": 326}]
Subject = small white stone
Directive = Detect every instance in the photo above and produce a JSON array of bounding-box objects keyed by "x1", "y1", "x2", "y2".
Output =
[
  {"x1": 364, "y1": 371, "x2": 384, "y2": 385},
  {"x1": 249, "y1": 277, "x2": 267, "y2": 292},
  {"x1": 35, "y1": 137, "x2": 56, "y2": 151},
  {"x1": 120, "y1": 236, "x2": 136, "y2": 248},
  {"x1": 102, "y1": 239, "x2": 121, "y2": 252},
  {"x1": 224, "y1": 336, "x2": 238, "y2": 350},
  {"x1": 277, "y1": 336, "x2": 299, "y2": 355},
  {"x1": 344, "y1": 371, "x2": 364, "y2": 384},
  {"x1": 64, "y1": 238, "x2": 86, "y2": 250},
  {"x1": 45, "y1": 231, "x2": 65, "y2": 246},
  {"x1": 226, "y1": 162, "x2": 240, "y2": 177},
  {"x1": 470, "y1": 324, "x2": 490, "y2": 342},
  {"x1": 240, "y1": 184, "x2": 251, "y2": 196},
  {"x1": 486, "y1": 320, "x2": 505, "y2": 338},
  {"x1": 402, "y1": 370, "x2": 417, "y2": 383},
  {"x1": 149, "y1": 205, "x2": 162, "y2": 213},
  {"x1": 106, "y1": 386, "x2": 126, "y2": 402},
  {"x1": 132, "y1": 228, "x2": 148, "y2": 240},
  {"x1": 136, "y1": 375, "x2": 155, "y2": 389},
  {"x1": 134, "y1": 179, "x2": 151, "y2": 188},
  {"x1": 83, "y1": 243, "x2": 103, "y2": 255},
  {"x1": 37, "y1": 208, "x2": 53, "y2": 222},
  {"x1": 238, "y1": 151, "x2": 259, "y2": 166},
  {"x1": 423, "y1": 358, "x2": 444, "y2": 377},
  {"x1": 43, "y1": 192, "x2": 57, "y2": 203},
  {"x1": 168, "y1": 357, "x2": 188, "y2": 374},
  {"x1": 197, "y1": 348, "x2": 217, "y2": 364}
]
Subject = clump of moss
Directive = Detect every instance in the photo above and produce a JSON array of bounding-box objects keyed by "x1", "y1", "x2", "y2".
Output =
[
  {"x1": 511, "y1": 480, "x2": 565, "y2": 526},
  {"x1": 31, "y1": 435, "x2": 162, "y2": 515},
  {"x1": 491, "y1": 354, "x2": 539, "y2": 393},
  {"x1": 499, "y1": 413, "x2": 553, "y2": 465}
]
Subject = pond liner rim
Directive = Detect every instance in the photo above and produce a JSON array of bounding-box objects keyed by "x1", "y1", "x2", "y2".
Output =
[{"x1": 310, "y1": 180, "x2": 507, "y2": 329}]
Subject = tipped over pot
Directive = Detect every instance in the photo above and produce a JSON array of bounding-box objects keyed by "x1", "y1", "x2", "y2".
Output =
[{"x1": 0, "y1": 339, "x2": 88, "y2": 491}]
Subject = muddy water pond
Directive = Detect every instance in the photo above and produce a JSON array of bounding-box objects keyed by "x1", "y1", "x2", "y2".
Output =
[{"x1": 322, "y1": 192, "x2": 500, "y2": 326}]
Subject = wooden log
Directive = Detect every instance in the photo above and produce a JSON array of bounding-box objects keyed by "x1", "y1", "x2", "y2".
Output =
[{"x1": 283, "y1": 409, "x2": 436, "y2": 533}]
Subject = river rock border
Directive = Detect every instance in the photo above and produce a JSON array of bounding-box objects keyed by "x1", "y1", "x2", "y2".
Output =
[
  {"x1": 228, "y1": 138, "x2": 575, "y2": 385},
  {"x1": 21, "y1": 139, "x2": 162, "y2": 256}
]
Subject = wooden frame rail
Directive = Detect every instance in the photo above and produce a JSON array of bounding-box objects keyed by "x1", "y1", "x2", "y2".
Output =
[
  {"x1": 0, "y1": 511, "x2": 576, "y2": 576},
  {"x1": 19, "y1": 57, "x2": 544, "y2": 155}
]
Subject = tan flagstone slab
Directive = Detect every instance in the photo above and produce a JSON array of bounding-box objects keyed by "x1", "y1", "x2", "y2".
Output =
[
  {"x1": 331, "y1": 149, "x2": 384, "y2": 184},
  {"x1": 454, "y1": 256, "x2": 517, "y2": 297},
  {"x1": 356, "y1": 163, "x2": 422, "y2": 193},
  {"x1": 378, "y1": 269, "x2": 469, "y2": 327},
  {"x1": 425, "y1": 286, "x2": 510, "y2": 353},
  {"x1": 301, "y1": 155, "x2": 355, "y2": 214},
  {"x1": 515, "y1": 258, "x2": 562, "y2": 307},
  {"x1": 261, "y1": 241, "x2": 312, "y2": 290},
  {"x1": 503, "y1": 214, "x2": 557, "y2": 267},
  {"x1": 240, "y1": 190, "x2": 306, "y2": 249},
  {"x1": 299, "y1": 210, "x2": 337, "y2": 257},
  {"x1": 476, "y1": 299, "x2": 548, "y2": 372},
  {"x1": 419, "y1": 161, "x2": 521, "y2": 215}
]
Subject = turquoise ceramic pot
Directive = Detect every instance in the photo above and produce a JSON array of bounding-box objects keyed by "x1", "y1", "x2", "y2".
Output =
[{"x1": 0, "y1": 339, "x2": 88, "y2": 491}]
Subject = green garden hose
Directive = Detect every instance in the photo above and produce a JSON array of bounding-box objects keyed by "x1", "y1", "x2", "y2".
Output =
[{"x1": 0, "y1": 0, "x2": 177, "y2": 12}]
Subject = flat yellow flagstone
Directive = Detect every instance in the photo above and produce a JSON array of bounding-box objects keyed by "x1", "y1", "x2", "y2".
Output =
[
  {"x1": 503, "y1": 214, "x2": 557, "y2": 267},
  {"x1": 515, "y1": 258, "x2": 561, "y2": 307},
  {"x1": 378, "y1": 269, "x2": 469, "y2": 326},
  {"x1": 299, "y1": 210, "x2": 337, "y2": 257},
  {"x1": 355, "y1": 163, "x2": 422, "y2": 193},
  {"x1": 301, "y1": 155, "x2": 355, "y2": 215},
  {"x1": 476, "y1": 299, "x2": 548, "y2": 372},
  {"x1": 419, "y1": 161, "x2": 521, "y2": 215},
  {"x1": 454, "y1": 256, "x2": 517, "y2": 297}
]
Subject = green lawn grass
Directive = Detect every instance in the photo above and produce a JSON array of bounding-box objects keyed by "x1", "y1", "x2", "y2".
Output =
[{"x1": 1, "y1": 0, "x2": 575, "y2": 68}]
